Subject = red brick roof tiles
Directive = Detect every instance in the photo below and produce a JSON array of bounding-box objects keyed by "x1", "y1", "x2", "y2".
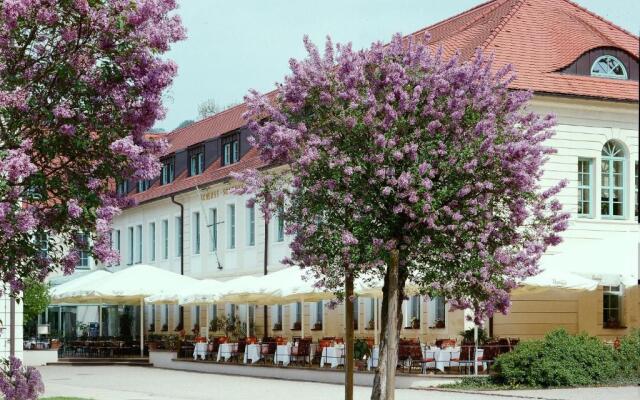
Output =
[{"x1": 133, "y1": 0, "x2": 638, "y2": 205}]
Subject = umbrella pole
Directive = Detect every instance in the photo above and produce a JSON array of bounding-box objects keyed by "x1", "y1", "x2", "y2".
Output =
[
  {"x1": 140, "y1": 298, "x2": 144, "y2": 357},
  {"x1": 246, "y1": 303, "x2": 249, "y2": 337}
]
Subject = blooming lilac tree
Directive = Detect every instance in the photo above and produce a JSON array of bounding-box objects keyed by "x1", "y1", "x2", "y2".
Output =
[
  {"x1": 239, "y1": 33, "x2": 569, "y2": 400},
  {"x1": 0, "y1": 0, "x2": 184, "y2": 295},
  {"x1": 0, "y1": 357, "x2": 44, "y2": 400}
]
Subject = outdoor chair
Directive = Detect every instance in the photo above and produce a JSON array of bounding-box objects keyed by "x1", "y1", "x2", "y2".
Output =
[
  {"x1": 291, "y1": 339, "x2": 311, "y2": 365},
  {"x1": 232, "y1": 339, "x2": 246, "y2": 363},
  {"x1": 316, "y1": 339, "x2": 332, "y2": 364},
  {"x1": 260, "y1": 341, "x2": 277, "y2": 364}
]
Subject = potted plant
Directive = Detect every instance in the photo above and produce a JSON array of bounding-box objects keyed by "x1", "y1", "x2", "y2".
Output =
[
  {"x1": 209, "y1": 319, "x2": 218, "y2": 332},
  {"x1": 312, "y1": 322, "x2": 322, "y2": 330},
  {"x1": 161, "y1": 323, "x2": 168, "y2": 332},
  {"x1": 292, "y1": 321, "x2": 301, "y2": 330},
  {"x1": 459, "y1": 327, "x2": 489, "y2": 345},
  {"x1": 367, "y1": 319, "x2": 374, "y2": 330},
  {"x1": 434, "y1": 319, "x2": 445, "y2": 329},
  {"x1": 353, "y1": 339, "x2": 372, "y2": 370},
  {"x1": 273, "y1": 323, "x2": 282, "y2": 331},
  {"x1": 411, "y1": 317, "x2": 420, "y2": 329},
  {"x1": 147, "y1": 334, "x2": 160, "y2": 351}
]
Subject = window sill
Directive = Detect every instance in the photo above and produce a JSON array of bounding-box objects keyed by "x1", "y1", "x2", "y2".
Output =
[
  {"x1": 429, "y1": 326, "x2": 446, "y2": 330},
  {"x1": 310, "y1": 327, "x2": 323, "y2": 331},
  {"x1": 603, "y1": 325, "x2": 627, "y2": 330},
  {"x1": 403, "y1": 327, "x2": 421, "y2": 330}
]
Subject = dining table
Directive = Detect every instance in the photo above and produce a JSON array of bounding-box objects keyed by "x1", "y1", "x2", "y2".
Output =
[
  {"x1": 217, "y1": 342, "x2": 238, "y2": 362},
  {"x1": 193, "y1": 342, "x2": 208, "y2": 360},
  {"x1": 273, "y1": 343, "x2": 292, "y2": 366},
  {"x1": 243, "y1": 343, "x2": 262, "y2": 364},
  {"x1": 320, "y1": 344, "x2": 345, "y2": 368},
  {"x1": 421, "y1": 345, "x2": 461, "y2": 372}
]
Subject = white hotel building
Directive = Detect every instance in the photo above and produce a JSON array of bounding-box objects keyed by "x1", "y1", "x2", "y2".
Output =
[{"x1": 48, "y1": 0, "x2": 639, "y2": 342}]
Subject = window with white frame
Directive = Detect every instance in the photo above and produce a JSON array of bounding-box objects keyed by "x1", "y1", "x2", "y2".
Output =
[
  {"x1": 247, "y1": 205, "x2": 255, "y2": 246},
  {"x1": 76, "y1": 232, "x2": 90, "y2": 268},
  {"x1": 603, "y1": 285, "x2": 623, "y2": 328},
  {"x1": 161, "y1": 304, "x2": 168, "y2": 331},
  {"x1": 601, "y1": 141, "x2": 625, "y2": 218},
  {"x1": 137, "y1": 179, "x2": 151, "y2": 193},
  {"x1": 175, "y1": 216, "x2": 182, "y2": 256},
  {"x1": 172, "y1": 305, "x2": 180, "y2": 330},
  {"x1": 135, "y1": 224, "x2": 142, "y2": 263},
  {"x1": 193, "y1": 212, "x2": 200, "y2": 254},
  {"x1": 311, "y1": 301, "x2": 323, "y2": 328},
  {"x1": 127, "y1": 226, "x2": 134, "y2": 265},
  {"x1": 227, "y1": 204, "x2": 235, "y2": 249},
  {"x1": 577, "y1": 158, "x2": 593, "y2": 217},
  {"x1": 162, "y1": 219, "x2": 169, "y2": 259},
  {"x1": 635, "y1": 161, "x2": 638, "y2": 219},
  {"x1": 161, "y1": 157, "x2": 175, "y2": 185},
  {"x1": 209, "y1": 208, "x2": 218, "y2": 251},
  {"x1": 149, "y1": 222, "x2": 156, "y2": 261},
  {"x1": 208, "y1": 305, "x2": 217, "y2": 330},
  {"x1": 221, "y1": 134, "x2": 240, "y2": 166},
  {"x1": 428, "y1": 296, "x2": 446, "y2": 328},
  {"x1": 276, "y1": 205, "x2": 285, "y2": 242},
  {"x1": 188, "y1": 146, "x2": 205, "y2": 176},
  {"x1": 290, "y1": 302, "x2": 301, "y2": 328},
  {"x1": 590, "y1": 55, "x2": 628, "y2": 80},
  {"x1": 146, "y1": 305, "x2": 155, "y2": 331},
  {"x1": 113, "y1": 229, "x2": 121, "y2": 265},
  {"x1": 272, "y1": 304, "x2": 283, "y2": 329},
  {"x1": 117, "y1": 180, "x2": 129, "y2": 196},
  {"x1": 403, "y1": 295, "x2": 420, "y2": 328},
  {"x1": 365, "y1": 297, "x2": 375, "y2": 330},
  {"x1": 192, "y1": 305, "x2": 201, "y2": 330}
]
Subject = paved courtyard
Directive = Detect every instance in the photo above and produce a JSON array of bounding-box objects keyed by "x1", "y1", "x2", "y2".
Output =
[{"x1": 38, "y1": 365, "x2": 640, "y2": 400}]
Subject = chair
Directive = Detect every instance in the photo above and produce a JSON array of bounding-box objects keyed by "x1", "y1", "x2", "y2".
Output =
[
  {"x1": 276, "y1": 336, "x2": 287, "y2": 345},
  {"x1": 334, "y1": 337, "x2": 344, "y2": 344},
  {"x1": 397, "y1": 340, "x2": 413, "y2": 372},
  {"x1": 260, "y1": 341, "x2": 277, "y2": 364},
  {"x1": 246, "y1": 336, "x2": 257, "y2": 345},
  {"x1": 291, "y1": 339, "x2": 311, "y2": 365},
  {"x1": 457, "y1": 347, "x2": 484, "y2": 374},
  {"x1": 232, "y1": 339, "x2": 246, "y2": 363}
]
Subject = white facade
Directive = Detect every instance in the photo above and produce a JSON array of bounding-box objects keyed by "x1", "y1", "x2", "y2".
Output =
[
  {"x1": 531, "y1": 96, "x2": 639, "y2": 286},
  {"x1": 0, "y1": 294, "x2": 23, "y2": 360}
]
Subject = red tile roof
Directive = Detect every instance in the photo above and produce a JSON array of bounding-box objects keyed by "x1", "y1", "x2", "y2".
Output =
[
  {"x1": 410, "y1": 0, "x2": 638, "y2": 101},
  {"x1": 132, "y1": 0, "x2": 638, "y2": 205}
]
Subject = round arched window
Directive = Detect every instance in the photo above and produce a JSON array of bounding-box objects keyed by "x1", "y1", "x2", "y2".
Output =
[
  {"x1": 601, "y1": 140, "x2": 626, "y2": 217},
  {"x1": 591, "y1": 55, "x2": 628, "y2": 80}
]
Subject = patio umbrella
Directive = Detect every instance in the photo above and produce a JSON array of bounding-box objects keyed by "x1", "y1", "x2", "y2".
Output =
[
  {"x1": 49, "y1": 270, "x2": 113, "y2": 301},
  {"x1": 51, "y1": 264, "x2": 200, "y2": 356},
  {"x1": 520, "y1": 270, "x2": 599, "y2": 292},
  {"x1": 145, "y1": 278, "x2": 224, "y2": 305}
]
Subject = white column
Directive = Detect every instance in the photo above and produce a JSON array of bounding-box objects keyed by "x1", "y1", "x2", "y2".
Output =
[
  {"x1": 374, "y1": 298, "x2": 378, "y2": 345},
  {"x1": 140, "y1": 299, "x2": 144, "y2": 357},
  {"x1": 301, "y1": 300, "x2": 305, "y2": 338}
]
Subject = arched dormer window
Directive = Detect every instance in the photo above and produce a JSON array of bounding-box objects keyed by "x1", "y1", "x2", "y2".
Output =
[
  {"x1": 590, "y1": 55, "x2": 628, "y2": 80},
  {"x1": 601, "y1": 141, "x2": 626, "y2": 218}
]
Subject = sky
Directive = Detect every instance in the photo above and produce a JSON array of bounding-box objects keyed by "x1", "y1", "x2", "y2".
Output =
[{"x1": 155, "y1": 0, "x2": 640, "y2": 131}]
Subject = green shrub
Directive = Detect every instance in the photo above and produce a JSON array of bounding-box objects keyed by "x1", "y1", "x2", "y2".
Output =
[
  {"x1": 617, "y1": 329, "x2": 640, "y2": 379},
  {"x1": 494, "y1": 329, "x2": 619, "y2": 387}
]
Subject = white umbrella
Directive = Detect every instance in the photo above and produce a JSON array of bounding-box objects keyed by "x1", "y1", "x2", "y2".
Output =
[
  {"x1": 52, "y1": 264, "x2": 199, "y2": 356},
  {"x1": 172, "y1": 279, "x2": 226, "y2": 305},
  {"x1": 50, "y1": 270, "x2": 113, "y2": 301},
  {"x1": 521, "y1": 270, "x2": 599, "y2": 291}
]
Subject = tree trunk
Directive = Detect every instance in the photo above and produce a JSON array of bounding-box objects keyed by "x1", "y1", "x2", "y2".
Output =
[
  {"x1": 345, "y1": 274, "x2": 354, "y2": 400},
  {"x1": 371, "y1": 249, "x2": 406, "y2": 400}
]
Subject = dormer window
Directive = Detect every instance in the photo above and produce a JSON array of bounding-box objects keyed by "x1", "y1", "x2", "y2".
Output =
[
  {"x1": 117, "y1": 180, "x2": 129, "y2": 196},
  {"x1": 188, "y1": 146, "x2": 205, "y2": 176},
  {"x1": 137, "y1": 180, "x2": 151, "y2": 193},
  {"x1": 222, "y1": 133, "x2": 240, "y2": 166},
  {"x1": 590, "y1": 55, "x2": 628, "y2": 80},
  {"x1": 161, "y1": 157, "x2": 175, "y2": 185}
]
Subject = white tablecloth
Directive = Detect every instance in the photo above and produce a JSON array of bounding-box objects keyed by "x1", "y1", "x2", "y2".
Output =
[
  {"x1": 243, "y1": 344, "x2": 262, "y2": 364},
  {"x1": 193, "y1": 342, "x2": 208, "y2": 360},
  {"x1": 274, "y1": 344, "x2": 291, "y2": 366},
  {"x1": 217, "y1": 343, "x2": 238, "y2": 362},
  {"x1": 421, "y1": 347, "x2": 460, "y2": 372},
  {"x1": 320, "y1": 345, "x2": 345, "y2": 368}
]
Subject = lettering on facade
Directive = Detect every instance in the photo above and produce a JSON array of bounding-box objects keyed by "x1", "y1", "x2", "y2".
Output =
[{"x1": 199, "y1": 185, "x2": 243, "y2": 201}]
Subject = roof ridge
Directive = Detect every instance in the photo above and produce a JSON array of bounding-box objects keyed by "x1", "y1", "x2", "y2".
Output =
[
  {"x1": 478, "y1": 0, "x2": 526, "y2": 51},
  {"x1": 167, "y1": 101, "x2": 247, "y2": 138},
  {"x1": 408, "y1": 0, "x2": 506, "y2": 41},
  {"x1": 560, "y1": 0, "x2": 639, "y2": 45}
]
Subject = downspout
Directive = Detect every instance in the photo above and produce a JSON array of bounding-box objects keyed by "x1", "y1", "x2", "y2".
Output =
[
  {"x1": 171, "y1": 195, "x2": 185, "y2": 330},
  {"x1": 263, "y1": 220, "x2": 269, "y2": 340}
]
